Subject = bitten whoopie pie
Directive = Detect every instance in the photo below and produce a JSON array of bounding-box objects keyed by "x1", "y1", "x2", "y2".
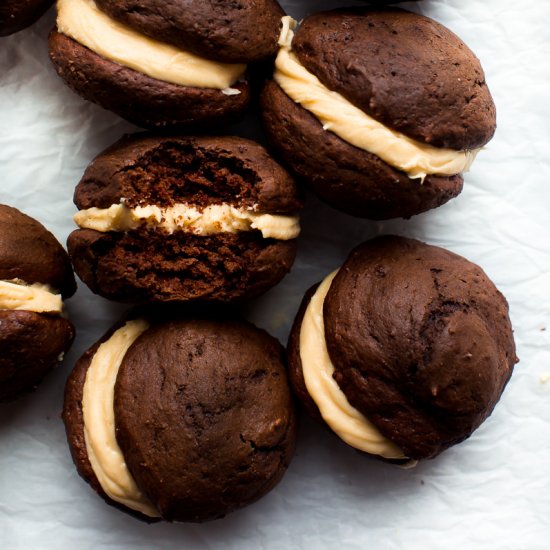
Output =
[
  {"x1": 288, "y1": 236, "x2": 517, "y2": 461},
  {"x1": 48, "y1": 0, "x2": 285, "y2": 129},
  {"x1": 64, "y1": 314, "x2": 297, "y2": 522},
  {"x1": 67, "y1": 134, "x2": 303, "y2": 304},
  {"x1": 0, "y1": 0, "x2": 53, "y2": 36},
  {"x1": 0, "y1": 205, "x2": 76, "y2": 402},
  {"x1": 262, "y1": 11, "x2": 496, "y2": 220}
]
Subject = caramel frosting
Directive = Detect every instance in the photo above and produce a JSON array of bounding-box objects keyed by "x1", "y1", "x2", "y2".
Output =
[
  {"x1": 74, "y1": 202, "x2": 300, "y2": 240},
  {"x1": 274, "y1": 17, "x2": 479, "y2": 181},
  {"x1": 82, "y1": 319, "x2": 160, "y2": 518},
  {"x1": 0, "y1": 279, "x2": 63, "y2": 313},
  {"x1": 56, "y1": 0, "x2": 246, "y2": 91},
  {"x1": 299, "y1": 270, "x2": 406, "y2": 459}
]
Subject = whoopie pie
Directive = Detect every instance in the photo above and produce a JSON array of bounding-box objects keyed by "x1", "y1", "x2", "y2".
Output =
[
  {"x1": 64, "y1": 314, "x2": 297, "y2": 521},
  {"x1": 288, "y1": 236, "x2": 517, "y2": 461},
  {"x1": 262, "y1": 10, "x2": 496, "y2": 219},
  {"x1": 0, "y1": 204, "x2": 76, "y2": 402},
  {"x1": 49, "y1": 0, "x2": 286, "y2": 128},
  {"x1": 68, "y1": 134, "x2": 303, "y2": 303}
]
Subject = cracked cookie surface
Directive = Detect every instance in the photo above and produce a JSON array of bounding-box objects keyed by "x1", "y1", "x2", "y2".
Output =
[
  {"x1": 288, "y1": 236, "x2": 517, "y2": 460},
  {"x1": 64, "y1": 315, "x2": 297, "y2": 522}
]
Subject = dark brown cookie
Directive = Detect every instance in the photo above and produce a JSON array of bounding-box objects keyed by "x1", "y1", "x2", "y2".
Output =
[
  {"x1": 262, "y1": 8, "x2": 495, "y2": 219},
  {"x1": 0, "y1": 205, "x2": 76, "y2": 297},
  {"x1": 67, "y1": 134, "x2": 302, "y2": 304},
  {"x1": 48, "y1": 31, "x2": 250, "y2": 131},
  {"x1": 288, "y1": 236, "x2": 517, "y2": 460},
  {"x1": 0, "y1": 0, "x2": 53, "y2": 36},
  {"x1": 261, "y1": 81, "x2": 463, "y2": 220},
  {"x1": 292, "y1": 8, "x2": 495, "y2": 149},
  {"x1": 0, "y1": 205, "x2": 76, "y2": 402},
  {"x1": 94, "y1": 0, "x2": 285, "y2": 63},
  {"x1": 0, "y1": 311, "x2": 74, "y2": 402},
  {"x1": 63, "y1": 315, "x2": 297, "y2": 522}
]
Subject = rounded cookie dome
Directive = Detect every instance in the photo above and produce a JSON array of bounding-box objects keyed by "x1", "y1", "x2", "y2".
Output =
[
  {"x1": 288, "y1": 236, "x2": 517, "y2": 460},
  {"x1": 292, "y1": 8, "x2": 495, "y2": 149},
  {"x1": 64, "y1": 315, "x2": 297, "y2": 521}
]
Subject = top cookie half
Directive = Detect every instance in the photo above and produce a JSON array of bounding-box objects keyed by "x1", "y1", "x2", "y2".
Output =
[
  {"x1": 92, "y1": 0, "x2": 285, "y2": 63},
  {"x1": 262, "y1": 9, "x2": 496, "y2": 219},
  {"x1": 291, "y1": 8, "x2": 495, "y2": 149}
]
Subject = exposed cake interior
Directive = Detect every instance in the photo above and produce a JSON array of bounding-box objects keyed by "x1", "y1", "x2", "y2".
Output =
[
  {"x1": 299, "y1": 269, "x2": 406, "y2": 460},
  {"x1": 0, "y1": 279, "x2": 63, "y2": 313},
  {"x1": 56, "y1": 0, "x2": 245, "y2": 91},
  {"x1": 68, "y1": 229, "x2": 296, "y2": 302},
  {"x1": 81, "y1": 319, "x2": 160, "y2": 518},
  {"x1": 110, "y1": 143, "x2": 263, "y2": 209},
  {"x1": 273, "y1": 16, "x2": 479, "y2": 181},
  {"x1": 74, "y1": 141, "x2": 300, "y2": 240}
]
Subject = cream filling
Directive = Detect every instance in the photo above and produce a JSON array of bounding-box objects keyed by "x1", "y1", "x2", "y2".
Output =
[
  {"x1": 82, "y1": 319, "x2": 160, "y2": 518},
  {"x1": 74, "y1": 203, "x2": 300, "y2": 240},
  {"x1": 299, "y1": 270, "x2": 405, "y2": 459},
  {"x1": 274, "y1": 16, "x2": 479, "y2": 180},
  {"x1": 0, "y1": 279, "x2": 63, "y2": 313},
  {"x1": 56, "y1": 0, "x2": 246, "y2": 91}
]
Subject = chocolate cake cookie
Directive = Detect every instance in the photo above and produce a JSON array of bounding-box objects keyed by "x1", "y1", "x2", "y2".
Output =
[
  {"x1": 262, "y1": 11, "x2": 496, "y2": 219},
  {"x1": 67, "y1": 134, "x2": 303, "y2": 304},
  {"x1": 0, "y1": 0, "x2": 53, "y2": 36},
  {"x1": 288, "y1": 236, "x2": 517, "y2": 461},
  {"x1": 0, "y1": 205, "x2": 76, "y2": 402},
  {"x1": 48, "y1": 0, "x2": 285, "y2": 129},
  {"x1": 63, "y1": 314, "x2": 297, "y2": 522}
]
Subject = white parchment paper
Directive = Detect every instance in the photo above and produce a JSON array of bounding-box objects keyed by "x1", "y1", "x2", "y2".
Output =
[{"x1": 1, "y1": 0, "x2": 549, "y2": 548}]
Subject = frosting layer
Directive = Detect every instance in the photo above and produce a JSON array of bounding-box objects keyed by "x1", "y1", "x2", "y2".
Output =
[
  {"x1": 299, "y1": 270, "x2": 405, "y2": 459},
  {"x1": 74, "y1": 203, "x2": 300, "y2": 240},
  {"x1": 57, "y1": 0, "x2": 246, "y2": 90},
  {"x1": 274, "y1": 17, "x2": 478, "y2": 180},
  {"x1": 0, "y1": 279, "x2": 62, "y2": 313},
  {"x1": 82, "y1": 319, "x2": 160, "y2": 518}
]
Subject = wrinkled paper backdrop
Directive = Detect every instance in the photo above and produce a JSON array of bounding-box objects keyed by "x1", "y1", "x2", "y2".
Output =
[{"x1": 1, "y1": 0, "x2": 549, "y2": 548}]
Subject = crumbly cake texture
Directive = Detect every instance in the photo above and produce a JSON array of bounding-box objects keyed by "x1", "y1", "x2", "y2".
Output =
[
  {"x1": 93, "y1": 0, "x2": 285, "y2": 63},
  {"x1": 288, "y1": 236, "x2": 517, "y2": 460},
  {"x1": 67, "y1": 134, "x2": 303, "y2": 304},
  {"x1": 262, "y1": 8, "x2": 496, "y2": 219},
  {"x1": 63, "y1": 316, "x2": 297, "y2": 522},
  {"x1": 48, "y1": 31, "x2": 250, "y2": 131},
  {"x1": 0, "y1": 205, "x2": 76, "y2": 402},
  {"x1": 0, "y1": 0, "x2": 53, "y2": 36}
]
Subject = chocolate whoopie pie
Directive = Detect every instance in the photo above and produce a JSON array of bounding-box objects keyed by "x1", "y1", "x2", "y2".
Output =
[
  {"x1": 0, "y1": 205, "x2": 76, "y2": 402},
  {"x1": 262, "y1": 11, "x2": 496, "y2": 219},
  {"x1": 67, "y1": 134, "x2": 303, "y2": 304},
  {"x1": 48, "y1": 0, "x2": 285, "y2": 129},
  {"x1": 288, "y1": 236, "x2": 517, "y2": 461},
  {"x1": 0, "y1": 0, "x2": 53, "y2": 36},
  {"x1": 63, "y1": 314, "x2": 297, "y2": 522}
]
